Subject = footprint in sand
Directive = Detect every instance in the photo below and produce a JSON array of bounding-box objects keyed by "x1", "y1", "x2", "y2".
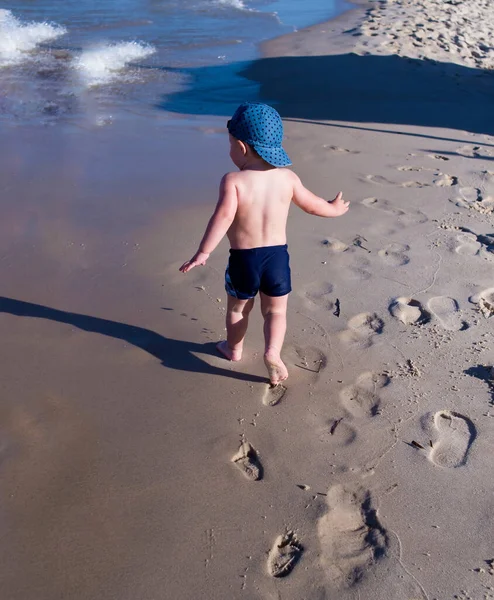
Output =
[
  {"x1": 323, "y1": 145, "x2": 360, "y2": 155},
  {"x1": 301, "y1": 281, "x2": 334, "y2": 311},
  {"x1": 378, "y1": 243, "x2": 410, "y2": 266},
  {"x1": 361, "y1": 197, "x2": 427, "y2": 226},
  {"x1": 285, "y1": 345, "x2": 328, "y2": 376},
  {"x1": 456, "y1": 145, "x2": 492, "y2": 158},
  {"x1": 473, "y1": 196, "x2": 494, "y2": 215},
  {"x1": 267, "y1": 531, "x2": 303, "y2": 577},
  {"x1": 422, "y1": 411, "x2": 476, "y2": 468},
  {"x1": 389, "y1": 297, "x2": 430, "y2": 325},
  {"x1": 319, "y1": 418, "x2": 357, "y2": 445},
  {"x1": 231, "y1": 442, "x2": 262, "y2": 481},
  {"x1": 364, "y1": 175, "x2": 397, "y2": 187},
  {"x1": 428, "y1": 296, "x2": 467, "y2": 331},
  {"x1": 362, "y1": 197, "x2": 404, "y2": 216},
  {"x1": 427, "y1": 154, "x2": 450, "y2": 161},
  {"x1": 317, "y1": 485, "x2": 388, "y2": 587},
  {"x1": 339, "y1": 313, "x2": 384, "y2": 348},
  {"x1": 396, "y1": 165, "x2": 424, "y2": 172},
  {"x1": 454, "y1": 230, "x2": 494, "y2": 258},
  {"x1": 459, "y1": 187, "x2": 481, "y2": 203},
  {"x1": 346, "y1": 264, "x2": 372, "y2": 282},
  {"x1": 397, "y1": 164, "x2": 439, "y2": 175},
  {"x1": 264, "y1": 345, "x2": 325, "y2": 405},
  {"x1": 454, "y1": 232, "x2": 482, "y2": 256},
  {"x1": 365, "y1": 174, "x2": 429, "y2": 188},
  {"x1": 470, "y1": 287, "x2": 494, "y2": 318},
  {"x1": 322, "y1": 237, "x2": 349, "y2": 253},
  {"x1": 434, "y1": 173, "x2": 459, "y2": 187},
  {"x1": 262, "y1": 383, "x2": 287, "y2": 407},
  {"x1": 340, "y1": 371, "x2": 390, "y2": 418},
  {"x1": 450, "y1": 189, "x2": 494, "y2": 215},
  {"x1": 401, "y1": 180, "x2": 430, "y2": 188}
]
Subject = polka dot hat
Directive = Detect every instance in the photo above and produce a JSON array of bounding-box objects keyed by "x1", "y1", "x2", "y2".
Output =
[{"x1": 227, "y1": 102, "x2": 291, "y2": 167}]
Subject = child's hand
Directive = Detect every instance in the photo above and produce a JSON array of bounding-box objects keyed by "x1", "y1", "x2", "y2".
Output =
[
  {"x1": 330, "y1": 191, "x2": 350, "y2": 216},
  {"x1": 179, "y1": 251, "x2": 210, "y2": 273}
]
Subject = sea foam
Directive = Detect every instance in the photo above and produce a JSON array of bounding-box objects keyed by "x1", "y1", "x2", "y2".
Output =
[
  {"x1": 215, "y1": 0, "x2": 248, "y2": 9},
  {"x1": 0, "y1": 9, "x2": 67, "y2": 67},
  {"x1": 73, "y1": 41, "x2": 156, "y2": 86}
]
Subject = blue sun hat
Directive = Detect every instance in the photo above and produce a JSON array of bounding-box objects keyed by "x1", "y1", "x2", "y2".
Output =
[{"x1": 227, "y1": 102, "x2": 291, "y2": 167}]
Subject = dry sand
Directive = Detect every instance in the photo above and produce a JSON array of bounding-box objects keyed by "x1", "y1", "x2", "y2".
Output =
[{"x1": 1, "y1": 0, "x2": 494, "y2": 599}]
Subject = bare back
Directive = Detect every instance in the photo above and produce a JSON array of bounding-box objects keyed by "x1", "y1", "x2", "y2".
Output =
[{"x1": 226, "y1": 168, "x2": 294, "y2": 249}]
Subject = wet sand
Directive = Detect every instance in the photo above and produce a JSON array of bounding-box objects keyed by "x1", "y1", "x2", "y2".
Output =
[{"x1": 1, "y1": 1, "x2": 494, "y2": 598}]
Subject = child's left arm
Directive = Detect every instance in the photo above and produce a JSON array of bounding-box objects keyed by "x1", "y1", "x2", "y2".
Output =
[{"x1": 180, "y1": 173, "x2": 238, "y2": 273}]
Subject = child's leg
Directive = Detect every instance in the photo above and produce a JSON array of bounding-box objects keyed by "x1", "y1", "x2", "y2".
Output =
[
  {"x1": 260, "y1": 292, "x2": 288, "y2": 385},
  {"x1": 217, "y1": 295, "x2": 255, "y2": 362}
]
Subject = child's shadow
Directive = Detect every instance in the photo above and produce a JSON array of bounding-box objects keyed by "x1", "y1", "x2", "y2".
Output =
[{"x1": 0, "y1": 296, "x2": 266, "y2": 384}]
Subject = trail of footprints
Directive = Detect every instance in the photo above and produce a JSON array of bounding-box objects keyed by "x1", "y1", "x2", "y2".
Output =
[
  {"x1": 232, "y1": 293, "x2": 480, "y2": 581},
  {"x1": 364, "y1": 167, "x2": 459, "y2": 190},
  {"x1": 363, "y1": 161, "x2": 494, "y2": 227},
  {"x1": 229, "y1": 327, "x2": 480, "y2": 584},
  {"x1": 230, "y1": 344, "x2": 329, "y2": 578},
  {"x1": 388, "y1": 289, "x2": 494, "y2": 327},
  {"x1": 332, "y1": 157, "x2": 484, "y2": 588},
  {"x1": 226, "y1": 153, "x2": 489, "y2": 585},
  {"x1": 315, "y1": 390, "x2": 478, "y2": 590}
]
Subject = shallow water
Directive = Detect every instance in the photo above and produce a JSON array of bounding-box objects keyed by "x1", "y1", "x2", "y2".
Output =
[
  {"x1": 0, "y1": 0, "x2": 351, "y2": 126},
  {"x1": 0, "y1": 0, "x2": 352, "y2": 251}
]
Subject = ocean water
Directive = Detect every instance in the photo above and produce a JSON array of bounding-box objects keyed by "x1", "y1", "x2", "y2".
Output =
[
  {"x1": 0, "y1": 0, "x2": 353, "y2": 237},
  {"x1": 0, "y1": 0, "x2": 351, "y2": 126}
]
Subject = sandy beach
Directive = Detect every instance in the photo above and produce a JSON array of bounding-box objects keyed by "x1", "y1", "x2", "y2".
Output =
[{"x1": 1, "y1": 0, "x2": 494, "y2": 598}]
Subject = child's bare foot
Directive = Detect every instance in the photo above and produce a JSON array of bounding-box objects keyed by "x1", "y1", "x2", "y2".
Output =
[
  {"x1": 264, "y1": 350, "x2": 288, "y2": 385},
  {"x1": 217, "y1": 341, "x2": 242, "y2": 362}
]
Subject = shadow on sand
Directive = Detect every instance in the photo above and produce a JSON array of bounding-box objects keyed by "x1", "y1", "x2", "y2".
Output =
[
  {"x1": 465, "y1": 365, "x2": 494, "y2": 405},
  {"x1": 160, "y1": 53, "x2": 494, "y2": 140},
  {"x1": 0, "y1": 296, "x2": 267, "y2": 384}
]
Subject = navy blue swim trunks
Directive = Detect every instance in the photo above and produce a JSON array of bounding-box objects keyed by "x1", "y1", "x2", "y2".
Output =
[{"x1": 225, "y1": 244, "x2": 292, "y2": 300}]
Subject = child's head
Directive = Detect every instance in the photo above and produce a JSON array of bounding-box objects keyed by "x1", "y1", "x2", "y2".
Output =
[{"x1": 227, "y1": 102, "x2": 291, "y2": 170}]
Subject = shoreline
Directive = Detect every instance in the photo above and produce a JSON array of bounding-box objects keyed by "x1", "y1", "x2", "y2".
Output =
[{"x1": 261, "y1": 0, "x2": 370, "y2": 59}]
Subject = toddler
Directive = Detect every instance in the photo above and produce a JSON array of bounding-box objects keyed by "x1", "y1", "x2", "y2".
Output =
[{"x1": 180, "y1": 102, "x2": 349, "y2": 385}]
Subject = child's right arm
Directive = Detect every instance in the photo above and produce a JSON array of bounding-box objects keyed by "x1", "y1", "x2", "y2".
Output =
[
  {"x1": 291, "y1": 173, "x2": 349, "y2": 218},
  {"x1": 179, "y1": 173, "x2": 238, "y2": 273}
]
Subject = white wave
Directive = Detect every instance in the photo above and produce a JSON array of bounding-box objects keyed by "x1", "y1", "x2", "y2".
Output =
[
  {"x1": 73, "y1": 41, "x2": 156, "y2": 87},
  {"x1": 0, "y1": 9, "x2": 67, "y2": 67},
  {"x1": 215, "y1": 0, "x2": 252, "y2": 11},
  {"x1": 212, "y1": 0, "x2": 277, "y2": 17},
  {"x1": 216, "y1": 0, "x2": 247, "y2": 10}
]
